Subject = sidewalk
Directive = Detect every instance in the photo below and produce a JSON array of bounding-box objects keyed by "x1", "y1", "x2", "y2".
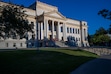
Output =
[{"x1": 70, "y1": 55, "x2": 111, "y2": 74}]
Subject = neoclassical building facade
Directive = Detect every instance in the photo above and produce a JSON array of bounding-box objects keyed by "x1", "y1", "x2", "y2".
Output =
[{"x1": 0, "y1": 1, "x2": 89, "y2": 48}]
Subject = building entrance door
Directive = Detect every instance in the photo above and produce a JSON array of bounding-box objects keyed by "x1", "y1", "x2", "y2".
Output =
[{"x1": 49, "y1": 35, "x2": 52, "y2": 40}]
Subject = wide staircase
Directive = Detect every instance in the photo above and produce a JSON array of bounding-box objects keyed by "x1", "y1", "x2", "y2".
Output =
[{"x1": 55, "y1": 41, "x2": 69, "y2": 47}]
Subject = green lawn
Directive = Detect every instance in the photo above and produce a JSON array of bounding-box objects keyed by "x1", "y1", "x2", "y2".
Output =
[{"x1": 0, "y1": 48, "x2": 98, "y2": 74}]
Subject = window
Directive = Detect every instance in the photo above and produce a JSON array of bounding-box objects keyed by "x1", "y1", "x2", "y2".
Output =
[
  {"x1": 49, "y1": 24, "x2": 51, "y2": 30},
  {"x1": 84, "y1": 29, "x2": 86, "y2": 35},
  {"x1": 72, "y1": 37, "x2": 75, "y2": 41},
  {"x1": 78, "y1": 29, "x2": 80, "y2": 34},
  {"x1": 78, "y1": 38, "x2": 80, "y2": 41},
  {"x1": 61, "y1": 26, "x2": 63, "y2": 32},
  {"x1": 84, "y1": 29, "x2": 87, "y2": 41},
  {"x1": 76, "y1": 29, "x2": 77, "y2": 34},
  {"x1": 76, "y1": 38, "x2": 78, "y2": 41},
  {"x1": 67, "y1": 27, "x2": 69, "y2": 33},
  {"x1": 20, "y1": 43, "x2": 22, "y2": 47},
  {"x1": 70, "y1": 28, "x2": 72, "y2": 33},
  {"x1": 61, "y1": 36, "x2": 63, "y2": 40},
  {"x1": 6, "y1": 43, "x2": 8, "y2": 47},
  {"x1": 54, "y1": 24, "x2": 56, "y2": 31},
  {"x1": 84, "y1": 23, "x2": 85, "y2": 25},
  {"x1": 43, "y1": 24, "x2": 44, "y2": 30},
  {"x1": 84, "y1": 29, "x2": 86, "y2": 36},
  {"x1": 13, "y1": 43, "x2": 16, "y2": 47},
  {"x1": 30, "y1": 22, "x2": 34, "y2": 29},
  {"x1": 73, "y1": 28, "x2": 74, "y2": 33}
]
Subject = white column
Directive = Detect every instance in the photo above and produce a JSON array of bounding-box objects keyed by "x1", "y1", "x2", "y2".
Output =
[
  {"x1": 43, "y1": 19, "x2": 49, "y2": 39},
  {"x1": 52, "y1": 20, "x2": 54, "y2": 39},
  {"x1": 41, "y1": 22, "x2": 43, "y2": 40},
  {"x1": 82, "y1": 28, "x2": 85, "y2": 46},
  {"x1": 86, "y1": 28, "x2": 89, "y2": 46},
  {"x1": 46, "y1": 20, "x2": 49, "y2": 38},
  {"x1": 82, "y1": 29, "x2": 84, "y2": 41},
  {"x1": 38, "y1": 22, "x2": 40, "y2": 40},
  {"x1": 63, "y1": 23, "x2": 66, "y2": 41},
  {"x1": 57, "y1": 22, "x2": 60, "y2": 41},
  {"x1": 86, "y1": 28, "x2": 89, "y2": 42},
  {"x1": 83, "y1": 28, "x2": 85, "y2": 41},
  {"x1": 44, "y1": 19, "x2": 46, "y2": 38},
  {"x1": 80, "y1": 22, "x2": 83, "y2": 47}
]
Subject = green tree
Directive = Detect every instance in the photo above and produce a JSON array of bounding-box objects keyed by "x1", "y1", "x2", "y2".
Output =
[
  {"x1": 0, "y1": 3, "x2": 32, "y2": 39},
  {"x1": 95, "y1": 27, "x2": 107, "y2": 35},
  {"x1": 107, "y1": 25, "x2": 111, "y2": 34},
  {"x1": 98, "y1": 9, "x2": 111, "y2": 20},
  {"x1": 91, "y1": 27, "x2": 110, "y2": 46},
  {"x1": 98, "y1": 9, "x2": 111, "y2": 34},
  {"x1": 88, "y1": 34, "x2": 94, "y2": 46},
  {"x1": 97, "y1": 9, "x2": 111, "y2": 46},
  {"x1": 92, "y1": 35, "x2": 110, "y2": 45}
]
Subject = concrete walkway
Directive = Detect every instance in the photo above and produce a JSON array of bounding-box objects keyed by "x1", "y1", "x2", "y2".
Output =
[{"x1": 70, "y1": 55, "x2": 111, "y2": 74}]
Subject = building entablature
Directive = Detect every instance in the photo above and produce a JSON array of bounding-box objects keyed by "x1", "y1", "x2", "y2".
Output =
[
  {"x1": 43, "y1": 11, "x2": 66, "y2": 21},
  {"x1": 0, "y1": 1, "x2": 9, "y2": 6},
  {"x1": 23, "y1": 8, "x2": 36, "y2": 17},
  {"x1": 80, "y1": 21, "x2": 88, "y2": 26},
  {"x1": 66, "y1": 18, "x2": 81, "y2": 25},
  {"x1": 66, "y1": 22, "x2": 81, "y2": 27}
]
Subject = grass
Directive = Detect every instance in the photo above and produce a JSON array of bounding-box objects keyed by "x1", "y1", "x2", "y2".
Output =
[{"x1": 0, "y1": 48, "x2": 98, "y2": 74}]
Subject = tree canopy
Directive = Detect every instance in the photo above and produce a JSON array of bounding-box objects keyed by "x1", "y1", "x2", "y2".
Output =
[
  {"x1": 0, "y1": 3, "x2": 33, "y2": 39},
  {"x1": 98, "y1": 9, "x2": 111, "y2": 20},
  {"x1": 90, "y1": 27, "x2": 110, "y2": 46},
  {"x1": 95, "y1": 27, "x2": 107, "y2": 35}
]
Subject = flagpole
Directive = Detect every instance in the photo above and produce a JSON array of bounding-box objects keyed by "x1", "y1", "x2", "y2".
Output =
[{"x1": 36, "y1": 0, "x2": 39, "y2": 50}]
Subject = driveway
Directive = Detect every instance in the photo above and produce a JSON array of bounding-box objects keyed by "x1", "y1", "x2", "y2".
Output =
[{"x1": 70, "y1": 55, "x2": 111, "y2": 74}]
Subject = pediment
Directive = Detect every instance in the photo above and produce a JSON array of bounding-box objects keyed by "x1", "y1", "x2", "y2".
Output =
[{"x1": 44, "y1": 11, "x2": 66, "y2": 19}]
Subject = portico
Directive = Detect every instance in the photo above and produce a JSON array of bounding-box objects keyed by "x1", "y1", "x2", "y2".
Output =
[
  {"x1": 33, "y1": 1, "x2": 89, "y2": 47},
  {"x1": 37, "y1": 11, "x2": 67, "y2": 41}
]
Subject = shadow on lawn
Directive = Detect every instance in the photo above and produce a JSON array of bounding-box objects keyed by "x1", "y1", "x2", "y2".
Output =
[
  {"x1": 70, "y1": 57, "x2": 111, "y2": 74},
  {"x1": 0, "y1": 50, "x2": 97, "y2": 74}
]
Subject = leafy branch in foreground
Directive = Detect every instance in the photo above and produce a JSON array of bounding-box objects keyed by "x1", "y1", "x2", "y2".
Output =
[
  {"x1": 0, "y1": 4, "x2": 34, "y2": 39},
  {"x1": 98, "y1": 9, "x2": 111, "y2": 20}
]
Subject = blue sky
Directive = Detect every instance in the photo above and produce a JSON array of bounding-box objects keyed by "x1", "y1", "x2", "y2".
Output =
[{"x1": 2, "y1": 0, "x2": 111, "y2": 35}]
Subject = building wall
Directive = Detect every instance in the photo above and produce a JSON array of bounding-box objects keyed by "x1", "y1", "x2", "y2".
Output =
[
  {"x1": 0, "y1": 1, "x2": 89, "y2": 47},
  {"x1": 36, "y1": 1, "x2": 58, "y2": 15},
  {"x1": 0, "y1": 39, "x2": 26, "y2": 49},
  {"x1": 80, "y1": 21, "x2": 89, "y2": 47}
]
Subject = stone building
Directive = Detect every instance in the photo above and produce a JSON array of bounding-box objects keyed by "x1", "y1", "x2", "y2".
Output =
[{"x1": 0, "y1": 1, "x2": 89, "y2": 48}]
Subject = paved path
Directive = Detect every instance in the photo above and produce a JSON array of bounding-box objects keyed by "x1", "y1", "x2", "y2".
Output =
[{"x1": 70, "y1": 55, "x2": 111, "y2": 74}]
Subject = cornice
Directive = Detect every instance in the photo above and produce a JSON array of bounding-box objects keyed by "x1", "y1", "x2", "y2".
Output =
[
  {"x1": 66, "y1": 22, "x2": 80, "y2": 27},
  {"x1": 27, "y1": 15, "x2": 36, "y2": 19},
  {"x1": 44, "y1": 14, "x2": 66, "y2": 21},
  {"x1": 43, "y1": 11, "x2": 66, "y2": 20}
]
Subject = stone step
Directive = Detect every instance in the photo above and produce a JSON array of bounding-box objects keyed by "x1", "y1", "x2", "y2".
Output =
[{"x1": 55, "y1": 41, "x2": 68, "y2": 47}]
